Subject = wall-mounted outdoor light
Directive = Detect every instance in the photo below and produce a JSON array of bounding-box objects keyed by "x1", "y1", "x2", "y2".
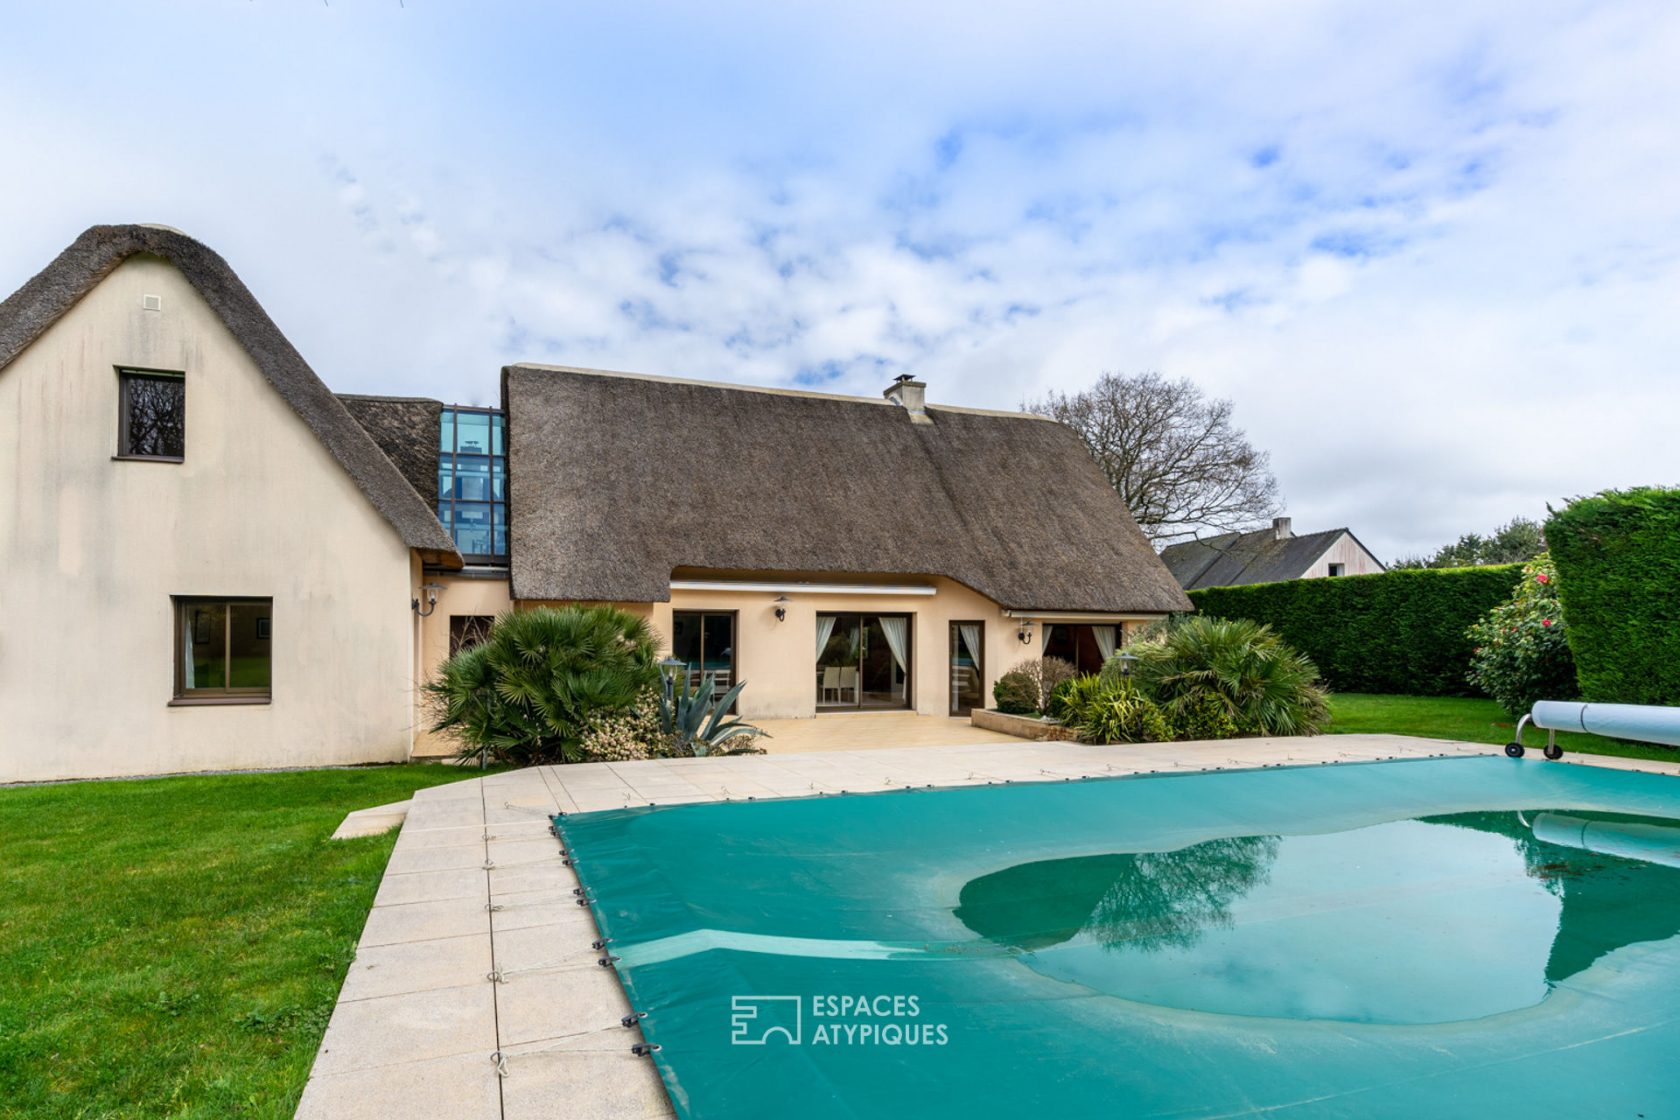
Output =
[
  {"x1": 411, "y1": 582, "x2": 445, "y2": 617},
  {"x1": 1017, "y1": 619, "x2": 1035, "y2": 645},
  {"x1": 772, "y1": 595, "x2": 791, "y2": 621}
]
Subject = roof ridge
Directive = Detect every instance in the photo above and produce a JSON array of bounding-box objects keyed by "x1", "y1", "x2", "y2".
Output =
[{"x1": 504, "y1": 362, "x2": 1056, "y2": 422}]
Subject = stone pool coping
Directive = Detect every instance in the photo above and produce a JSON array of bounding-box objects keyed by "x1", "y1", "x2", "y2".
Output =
[{"x1": 293, "y1": 734, "x2": 1680, "y2": 1119}]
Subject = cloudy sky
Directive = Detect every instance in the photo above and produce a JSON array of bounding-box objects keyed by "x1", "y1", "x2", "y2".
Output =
[{"x1": 4, "y1": 1, "x2": 1677, "y2": 561}]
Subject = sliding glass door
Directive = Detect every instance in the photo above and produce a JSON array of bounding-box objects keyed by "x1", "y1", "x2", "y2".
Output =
[
  {"x1": 949, "y1": 621, "x2": 984, "y2": 716},
  {"x1": 816, "y1": 613, "x2": 912, "y2": 710},
  {"x1": 671, "y1": 611, "x2": 736, "y2": 690}
]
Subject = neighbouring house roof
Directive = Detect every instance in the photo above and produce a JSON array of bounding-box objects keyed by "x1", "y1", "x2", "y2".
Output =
[
  {"x1": 501, "y1": 364, "x2": 1193, "y2": 613},
  {"x1": 0, "y1": 224, "x2": 460, "y2": 565},
  {"x1": 1159, "y1": 526, "x2": 1364, "y2": 590},
  {"x1": 338, "y1": 394, "x2": 444, "y2": 509}
]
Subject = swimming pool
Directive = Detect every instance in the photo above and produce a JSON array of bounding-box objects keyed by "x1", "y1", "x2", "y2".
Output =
[{"x1": 557, "y1": 756, "x2": 1680, "y2": 1118}]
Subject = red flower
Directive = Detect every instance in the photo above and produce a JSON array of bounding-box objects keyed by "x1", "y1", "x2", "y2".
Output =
[
  {"x1": 1536, "y1": 572, "x2": 1550, "y2": 584},
  {"x1": 1542, "y1": 618, "x2": 1553, "y2": 627}
]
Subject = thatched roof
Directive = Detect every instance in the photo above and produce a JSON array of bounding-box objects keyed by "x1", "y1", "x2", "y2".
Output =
[
  {"x1": 0, "y1": 225, "x2": 460, "y2": 565},
  {"x1": 1160, "y1": 526, "x2": 1371, "y2": 589},
  {"x1": 502, "y1": 364, "x2": 1192, "y2": 613},
  {"x1": 339, "y1": 394, "x2": 443, "y2": 508}
]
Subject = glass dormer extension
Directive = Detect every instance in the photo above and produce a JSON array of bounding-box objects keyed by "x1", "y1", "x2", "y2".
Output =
[{"x1": 438, "y1": 406, "x2": 508, "y2": 563}]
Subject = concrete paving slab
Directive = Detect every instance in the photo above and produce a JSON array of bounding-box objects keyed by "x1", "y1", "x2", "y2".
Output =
[
  {"x1": 311, "y1": 982, "x2": 497, "y2": 1075},
  {"x1": 373, "y1": 866, "x2": 489, "y2": 908},
  {"x1": 294, "y1": 1049, "x2": 501, "y2": 1120},
  {"x1": 498, "y1": 1048, "x2": 672, "y2": 1120},
  {"x1": 358, "y1": 896, "x2": 490, "y2": 948},
  {"x1": 338, "y1": 933, "x2": 493, "y2": 1003}
]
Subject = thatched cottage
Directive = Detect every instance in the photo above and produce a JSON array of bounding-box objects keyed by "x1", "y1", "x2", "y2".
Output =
[{"x1": 0, "y1": 224, "x2": 1188, "y2": 780}]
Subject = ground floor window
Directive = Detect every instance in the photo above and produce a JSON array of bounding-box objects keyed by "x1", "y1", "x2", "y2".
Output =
[
  {"x1": 449, "y1": 614, "x2": 495, "y2": 656},
  {"x1": 1042, "y1": 623, "x2": 1121, "y2": 675},
  {"x1": 817, "y1": 613, "x2": 912, "y2": 710},
  {"x1": 950, "y1": 621, "x2": 985, "y2": 716},
  {"x1": 175, "y1": 598, "x2": 271, "y2": 701}
]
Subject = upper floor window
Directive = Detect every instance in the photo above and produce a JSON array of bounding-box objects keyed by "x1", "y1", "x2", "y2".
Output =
[
  {"x1": 437, "y1": 406, "x2": 508, "y2": 563},
  {"x1": 118, "y1": 369, "x2": 185, "y2": 460},
  {"x1": 1327, "y1": 563, "x2": 1346, "y2": 577}
]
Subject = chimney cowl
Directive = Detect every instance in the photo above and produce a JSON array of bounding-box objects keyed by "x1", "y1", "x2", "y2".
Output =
[
  {"x1": 884, "y1": 376, "x2": 933, "y2": 424},
  {"x1": 1273, "y1": 516, "x2": 1293, "y2": 540}
]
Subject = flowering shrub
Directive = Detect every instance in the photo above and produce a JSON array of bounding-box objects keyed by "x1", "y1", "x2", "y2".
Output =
[
  {"x1": 575, "y1": 690, "x2": 670, "y2": 762},
  {"x1": 1466, "y1": 553, "x2": 1578, "y2": 717}
]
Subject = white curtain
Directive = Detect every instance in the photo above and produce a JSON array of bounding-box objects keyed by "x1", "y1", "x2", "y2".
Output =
[
  {"x1": 815, "y1": 614, "x2": 836, "y2": 658},
  {"x1": 182, "y1": 611, "x2": 196, "y2": 689},
  {"x1": 878, "y1": 616, "x2": 909, "y2": 674},
  {"x1": 958, "y1": 624, "x2": 982, "y2": 668},
  {"x1": 1041, "y1": 624, "x2": 1055, "y2": 653},
  {"x1": 1093, "y1": 625, "x2": 1117, "y2": 662}
]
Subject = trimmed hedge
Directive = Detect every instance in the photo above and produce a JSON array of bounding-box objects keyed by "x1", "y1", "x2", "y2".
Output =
[
  {"x1": 1546, "y1": 487, "x2": 1680, "y2": 704},
  {"x1": 1187, "y1": 565, "x2": 1524, "y2": 695}
]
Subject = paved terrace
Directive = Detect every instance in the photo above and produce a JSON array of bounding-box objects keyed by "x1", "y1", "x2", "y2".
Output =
[{"x1": 294, "y1": 735, "x2": 1680, "y2": 1119}]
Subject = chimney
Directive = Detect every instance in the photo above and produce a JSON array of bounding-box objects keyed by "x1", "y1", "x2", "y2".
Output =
[
  {"x1": 1273, "y1": 516, "x2": 1293, "y2": 540},
  {"x1": 884, "y1": 374, "x2": 933, "y2": 425}
]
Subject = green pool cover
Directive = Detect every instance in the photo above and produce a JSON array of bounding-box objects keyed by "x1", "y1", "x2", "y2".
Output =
[{"x1": 555, "y1": 756, "x2": 1680, "y2": 1117}]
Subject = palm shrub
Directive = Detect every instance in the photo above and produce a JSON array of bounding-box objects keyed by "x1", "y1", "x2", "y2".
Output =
[
  {"x1": 1131, "y1": 615, "x2": 1330, "y2": 737},
  {"x1": 1465, "y1": 553, "x2": 1577, "y2": 717},
  {"x1": 427, "y1": 605, "x2": 661, "y2": 765}
]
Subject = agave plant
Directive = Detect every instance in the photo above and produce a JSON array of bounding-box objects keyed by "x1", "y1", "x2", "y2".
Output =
[{"x1": 657, "y1": 672, "x2": 769, "y2": 756}]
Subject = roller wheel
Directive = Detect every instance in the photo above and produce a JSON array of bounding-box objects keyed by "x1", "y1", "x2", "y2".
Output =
[
  {"x1": 1543, "y1": 744, "x2": 1564, "y2": 760},
  {"x1": 1504, "y1": 742, "x2": 1525, "y2": 758}
]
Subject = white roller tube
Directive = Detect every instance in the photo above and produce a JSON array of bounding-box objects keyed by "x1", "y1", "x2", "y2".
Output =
[
  {"x1": 1530, "y1": 812, "x2": 1680, "y2": 870},
  {"x1": 1530, "y1": 701, "x2": 1680, "y2": 748}
]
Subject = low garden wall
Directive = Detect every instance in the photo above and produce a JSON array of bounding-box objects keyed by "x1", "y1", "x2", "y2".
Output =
[
  {"x1": 971, "y1": 709, "x2": 1077, "y2": 741},
  {"x1": 1187, "y1": 565, "x2": 1524, "y2": 696}
]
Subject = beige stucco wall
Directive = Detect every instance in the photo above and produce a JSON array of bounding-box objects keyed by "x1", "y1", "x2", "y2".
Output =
[
  {"x1": 413, "y1": 572, "x2": 515, "y2": 757},
  {"x1": 0, "y1": 255, "x2": 422, "y2": 782},
  {"x1": 650, "y1": 577, "x2": 1133, "y2": 720},
  {"x1": 417, "y1": 579, "x2": 1164, "y2": 729}
]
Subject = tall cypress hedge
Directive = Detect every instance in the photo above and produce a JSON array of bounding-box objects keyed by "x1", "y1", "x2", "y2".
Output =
[
  {"x1": 1187, "y1": 565, "x2": 1524, "y2": 695},
  {"x1": 1545, "y1": 487, "x2": 1680, "y2": 704}
]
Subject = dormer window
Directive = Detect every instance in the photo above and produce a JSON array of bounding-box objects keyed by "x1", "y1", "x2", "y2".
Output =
[{"x1": 117, "y1": 368, "x2": 185, "y2": 461}]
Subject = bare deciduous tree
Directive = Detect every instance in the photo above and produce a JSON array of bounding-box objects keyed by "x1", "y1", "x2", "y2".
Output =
[{"x1": 1026, "y1": 372, "x2": 1280, "y2": 545}]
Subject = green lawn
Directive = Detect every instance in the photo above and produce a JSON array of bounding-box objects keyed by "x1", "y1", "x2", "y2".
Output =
[
  {"x1": 0, "y1": 765, "x2": 485, "y2": 1119},
  {"x1": 1328, "y1": 693, "x2": 1680, "y2": 763}
]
